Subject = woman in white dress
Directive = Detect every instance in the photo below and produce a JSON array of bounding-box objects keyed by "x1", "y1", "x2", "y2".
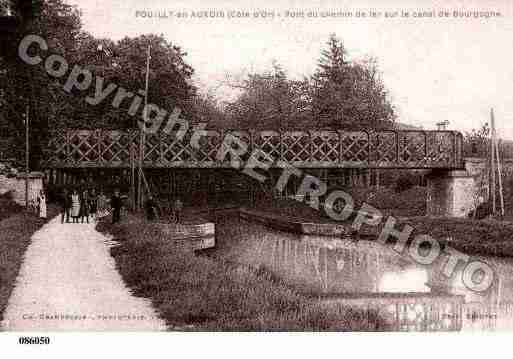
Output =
[
  {"x1": 37, "y1": 190, "x2": 47, "y2": 219},
  {"x1": 71, "y1": 189, "x2": 81, "y2": 223},
  {"x1": 96, "y1": 191, "x2": 109, "y2": 218}
]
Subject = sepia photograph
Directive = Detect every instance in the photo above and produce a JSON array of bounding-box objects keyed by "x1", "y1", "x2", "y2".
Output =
[{"x1": 1, "y1": 0, "x2": 513, "y2": 356}]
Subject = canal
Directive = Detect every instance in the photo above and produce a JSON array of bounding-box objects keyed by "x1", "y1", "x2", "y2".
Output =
[{"x1": 207, "y1": 214, "x2": 513, "y2": 331}]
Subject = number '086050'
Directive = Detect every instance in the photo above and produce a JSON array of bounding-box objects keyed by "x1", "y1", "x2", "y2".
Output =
[{"x1": 18, "y1": 336, "x2": 50, "y2": 345}]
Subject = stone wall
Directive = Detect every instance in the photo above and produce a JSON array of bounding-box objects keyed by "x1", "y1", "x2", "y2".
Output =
[{"x1": 0, "y1": 172, "x2": 44, "y2": 206}]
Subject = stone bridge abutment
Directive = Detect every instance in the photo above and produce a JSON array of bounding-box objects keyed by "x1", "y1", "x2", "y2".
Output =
[{"x1": 426, "y1": 169, "x2": 476, "y2": 218}]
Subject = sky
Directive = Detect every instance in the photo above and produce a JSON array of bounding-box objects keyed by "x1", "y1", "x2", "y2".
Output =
[{"x1": 65, "y1": 0, "x2": 513, "y2": 137}]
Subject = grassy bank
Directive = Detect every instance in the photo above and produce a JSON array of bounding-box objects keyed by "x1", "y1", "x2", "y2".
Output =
[
  {"x1": 253, "y1": 187, "x2": 513, "y2": 258},
  {"x1": 97, "y1": 215, "x2": 388, "y2": 331},
  {"x1": 0, "y1": 204, "x2": 59, "y2": 323},
  {"x1": 397, "y1": 217, "x2": 513, "y2": 258},
  {"x1": 257, "y1": 186, "x2": 427, "y2": 224}
]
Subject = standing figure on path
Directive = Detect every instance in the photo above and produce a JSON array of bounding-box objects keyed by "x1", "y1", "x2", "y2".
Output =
[
  {"x1": 60, "y1": 189, "x2": 70, "y2": 223},
  {"x1": 111, "y1": 189, "x2": 123, "y2": 224},
  {"x1": 66, "y1": 190, "x2": 72, "y2": 222},
  {"x1": 37, "y1": 190, "x2": 47, "y2": 219},
  {"x1": 89, "y1": 189, "x2": 98, "y2": 220},
  {"x1": 173, "y1": 198, "x2": 183, "y2": 224},
  {"x1": 144, "y1": 195, "x2": 158, "y2": 221},
  {"x1": 80, "y1": 190, "x2": 90, "y2": 223},
  {"x1": 71, "y1": 189, "x2": 81, "y2": 223},
  {"x1": 96, "y1": 190, "x2": 108, "y2": 219}
]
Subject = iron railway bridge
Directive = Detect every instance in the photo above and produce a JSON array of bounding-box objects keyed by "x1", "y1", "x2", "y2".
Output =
[
  {"x1": 43, "y1": 129, "x2": 463, "y2": 169},
  {"x1": 41, "y1": 129, "x2": 464, "y2": 205}
]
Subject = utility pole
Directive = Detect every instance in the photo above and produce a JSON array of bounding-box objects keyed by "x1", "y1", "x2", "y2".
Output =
[
  {"x1": 25, "y1": 103, "x2": 29, "y2": 210},
  {"x1": 490, "y1": 108, "x2": 496, "y2": 216},
  {"x1": 491, "y1": 108, "x2": 505, "y2": 217},
  {"x1": 137, "y1": 45, "x2": 151, "y2": 210}
]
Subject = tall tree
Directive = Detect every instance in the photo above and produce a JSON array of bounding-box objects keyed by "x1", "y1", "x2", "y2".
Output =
[
  {"x1": 1, "y1": 1, "x2": 197, "y2": 167},
  {"x1": 311, "y1": 34, "x2": 395, "y2": 129},
  {"x1": 109, "y1": 34, "x2": 196, "y2": 127},
  {"x1": 0, "y1": 0, "x2": 67, "y2": 167},
  {"x1": 192, "y1": 89, "x2": 227, "y2": 128},
  {"x1": 56, "y1": 33, "x2": 197, "y2": 130},
  {"x1": 226, "y1": 63, "x2": 310, "y2": 129}
]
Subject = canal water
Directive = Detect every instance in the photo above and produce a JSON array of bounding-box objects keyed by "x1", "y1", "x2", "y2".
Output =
[{"x1": 212, "y1": 217, "x2": 513, "y2": 331}]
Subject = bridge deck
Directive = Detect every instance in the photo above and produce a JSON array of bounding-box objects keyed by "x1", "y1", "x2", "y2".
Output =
[{"x1": 43, "y1": 129, "x2": 464, "y2": 170}]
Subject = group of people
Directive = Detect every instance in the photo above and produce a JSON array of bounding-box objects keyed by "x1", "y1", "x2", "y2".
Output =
[
  {"x1": 60, "y1": 188, "x2": 99, "y2": 223},
  {"x1": 58, "y1": 188, "x2": 185, "y2": 224},
  {"x1": 144, "y1": 196, "x2": 183, "y2": 223},
  {"x1": 60, "y1": 188, "x2": 123, "y2": 224}
]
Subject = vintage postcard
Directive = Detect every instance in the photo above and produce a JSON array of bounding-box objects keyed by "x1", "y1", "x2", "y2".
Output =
[{"x1": 1, "y1": 0, "x2": 513, "y2": 354}]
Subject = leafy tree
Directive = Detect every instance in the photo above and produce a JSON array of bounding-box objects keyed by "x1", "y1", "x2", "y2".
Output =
[
  {"x1": 107, "y1": 34, "x2": 196, "y2": 127},
  {"x1": 225, "y1": 63, "x2": 311, "y2": 129},
  {"x1": 0, "y1": 0, "x2": 65, "y2": 168},
  {"x1": 44, "y1": 33, "x2": 197, "y2": 131},
  {"x1": 464, "y1": 122, "x2": 490, "y2": 157},
  {"x1": 192, "y1": 89, "x2": 227, "y2": 128},
  {"x1": 1, "y1": 1, "x2": 197, "y2": 168},
  {"x1": 310, "y1": 34, "x2": 395, "y2": 129},
  {"x1": 224, "y1": 35, "x2": 395, "y2": 131}
]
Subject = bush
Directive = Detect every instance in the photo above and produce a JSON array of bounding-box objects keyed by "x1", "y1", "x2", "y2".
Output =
[
  {"x1": 394, "y1": 175, "x2": 415, "y2": 193},
  {"x1": 0, "y1": 191, "x2": 23, "y2": 222}
]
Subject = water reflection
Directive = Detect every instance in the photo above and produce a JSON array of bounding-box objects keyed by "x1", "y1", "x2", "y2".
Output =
[
  {"x1": 217, "y1": 220, "x2": 431, "y2": 295},
  {"x1": 215, "y1": 218, "x2": 513, "y2": 331},
  {"x1": 379, "y1": 267, "x2": 429, "y2": 293}
]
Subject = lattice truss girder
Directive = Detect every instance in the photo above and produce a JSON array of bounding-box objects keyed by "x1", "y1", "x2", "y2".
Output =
[
  {"x1": 69, "y1": 130, "x2": 100, "y2": 163},
  {"x1": 311, "y1": 131, "x2": 339, "y2": 162},
  {"x1": 340, "y1": 131, "x2": 370, "y2": 163},
  {"x1": 252, "y1": 131, "x2": 280, "y2": 162},
  {"x1": 282, "y1": 131, "x2": 311, "y2": 162},
  {"x1": 219, "y1": 131, "x2": 251, "y2": 164},
  {"x1": 44, "y1": 129, "x2": 462, "y2": 168},
  {"x1": 100, "y1": 131, "x2": 134, "y2": 163},
  {"x1": 45, "y1": 131, "x2": 68, "y2": 163}
]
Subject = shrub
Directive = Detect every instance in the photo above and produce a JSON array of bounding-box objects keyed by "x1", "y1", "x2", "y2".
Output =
[{"x1": 394, "y1": 175, "x2": 415, "y2": 193}]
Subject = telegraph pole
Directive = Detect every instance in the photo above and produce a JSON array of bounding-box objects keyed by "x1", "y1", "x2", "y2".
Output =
[
  {"x1": 137, "y1": 45, "x2": 151, "y2": 210},
  {"x1": 491, "y1": 108, "x2": 505, "y2": 217},
  {"x1": 490, "y1": 108, "x2": 496, "y2": 216},
  {"x1": 25, "y1": 103, "x2": 29, "y2": 210}
]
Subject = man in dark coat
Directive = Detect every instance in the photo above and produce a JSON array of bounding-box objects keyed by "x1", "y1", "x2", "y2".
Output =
[
  {"x1": 111, "y1": 189, "x2": 123, "y2": 224},
  {"x1": 144, "y1": 195, "x2": 159, "y2": 221},
  {"x1": 60, "y1": 189, "x2": 71, "y2": 224}
]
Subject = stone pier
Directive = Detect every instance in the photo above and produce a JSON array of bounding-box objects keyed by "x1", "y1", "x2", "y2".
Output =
[{"x1": 426, "y1": 170, "x2": 476, "y2": 218}]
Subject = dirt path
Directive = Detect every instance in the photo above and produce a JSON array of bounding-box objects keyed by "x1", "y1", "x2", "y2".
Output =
[{"x1": 1, "y1": 216, "x2": 167, "y2": 331}]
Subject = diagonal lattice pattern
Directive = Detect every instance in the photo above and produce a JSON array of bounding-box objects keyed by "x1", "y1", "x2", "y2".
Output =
[
  {"x1": 340, "y1": 131, "x2": 370, "y2": 164},
  {"x1": 43, "y1": 129, "x2": 463, "y2": 169},
  {"x1": 252, "y1": 131, "x2": 281, "y2": 162},
  {"x1": 311, "y1": 131, "x2": 340, "y2": 164},
  {"x1": 282, "y1": 132, "x2": 311, "y2": 163}
]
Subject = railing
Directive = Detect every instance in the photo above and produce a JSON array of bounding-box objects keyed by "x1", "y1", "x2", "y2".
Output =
[{"x1": 43, "y1": 129, "x2": 464, "y2": 169}]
